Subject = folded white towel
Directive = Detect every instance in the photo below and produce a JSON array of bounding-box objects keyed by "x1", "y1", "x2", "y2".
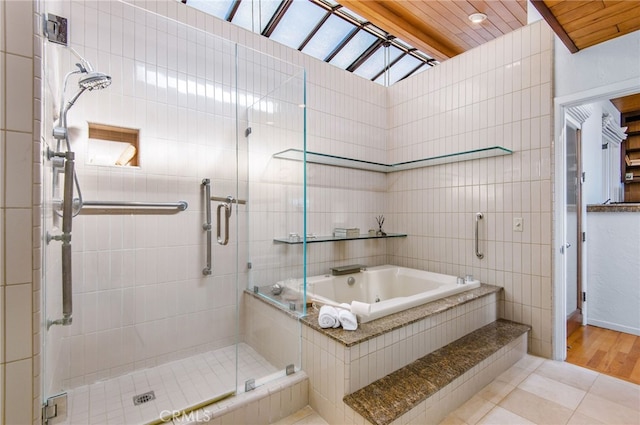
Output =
[
  {"x1": 318, "y1": 305, "x2": 340, "y2": 329},
  {"x1": 338, "y1": 309, "x2": 358, "y2": 331}
]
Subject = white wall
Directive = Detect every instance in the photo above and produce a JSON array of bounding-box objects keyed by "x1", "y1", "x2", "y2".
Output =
[
  {"x1": 387, "y1": 21, "x2": 555, "y2": 357},
  {"x1": 587, "y1": 212, "x2": 640, "y2": 335},
  {"x1": 555, "y1": 30, "x2": 640, "y2": 101}
]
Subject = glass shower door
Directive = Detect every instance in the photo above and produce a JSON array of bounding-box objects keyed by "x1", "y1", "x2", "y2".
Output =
[
  {"x1": 240, "y1": 45, "x2": 307, "y2": 387},
  {"x1": 40, "y1": 2, "x2": 242, "y2": 423}
]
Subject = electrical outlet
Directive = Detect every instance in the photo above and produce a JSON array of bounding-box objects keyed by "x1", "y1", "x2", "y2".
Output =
[{"x1": 513, "y1": 217, "x2": 524, "y2": 232}]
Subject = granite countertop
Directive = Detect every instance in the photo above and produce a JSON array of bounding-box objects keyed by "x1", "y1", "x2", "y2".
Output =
[
  {"x1": 300, "y1": 284, "x2": 502, "y2": 347},
  {"x1": 343, "y1": 319, "x2": 531, "y2": 425},
  {"x1": 587, "y1": 203, "x2": 640, "y2": 212}
]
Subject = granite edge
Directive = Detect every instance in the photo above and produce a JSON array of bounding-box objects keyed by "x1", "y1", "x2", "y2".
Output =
[
  {"x1": 300, "y1": 284, "x2": 503, "y2": 347},
  {"x1": 587, "y1": 204, "x2": 640, "y2": 212},
  {"x1": 343, "y1": 319, "x2": 531, "y2": 425}
]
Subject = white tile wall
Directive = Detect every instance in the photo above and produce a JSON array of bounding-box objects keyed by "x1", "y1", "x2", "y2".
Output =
[
  {"x1": 386, "y1": 21, "x2": 554, "y2": 357},
  {"x1": 5, "y1": 283, "x2": 34, "y2": 362},
  {"x1": 2, "y1": 0, "x2": 39, "y2": 422},
  {"x1": 5, "y1": 0, "x2": 34, "y2": 57},
  {"x1": 243, "y1": 294, "x2": 302, "y2": 370},
  {"x1": 5, "y1": 358, "x2": 34, "y2": 425},
  {"x1": 5, "y1": 53, "x2": 33, "y2": 132}
]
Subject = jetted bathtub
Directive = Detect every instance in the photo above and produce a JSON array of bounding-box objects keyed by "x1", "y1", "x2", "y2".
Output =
[{"x1": 306, "y1": 265, "x2": 481, "y2": 323}]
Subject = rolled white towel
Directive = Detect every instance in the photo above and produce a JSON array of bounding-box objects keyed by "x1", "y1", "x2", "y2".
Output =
[
  {"x1": 338, "y1": 309, "x2": 358, "y2": 331},
  {"x1": 318, "y1": 305, "x2": 340, "y2": 329}
]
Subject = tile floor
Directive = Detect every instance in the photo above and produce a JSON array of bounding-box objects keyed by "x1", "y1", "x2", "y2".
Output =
[
  {"x1": 281, "y1": 355, "x2": 640, "y2": 425},
  {"x1": 61, "y1": 343, "x2": 277, "y2": 424},
  {"x1": 444, "y1": 354, "x2": 640, "y2": 425}
]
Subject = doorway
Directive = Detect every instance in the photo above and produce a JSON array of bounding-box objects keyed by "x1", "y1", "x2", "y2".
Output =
[
  {"x1": 565, "y1": 121, "x2": 583, "y2": 337},
  {"x1": 554, "y1": 92, "x2": 640, "y2": 362}
]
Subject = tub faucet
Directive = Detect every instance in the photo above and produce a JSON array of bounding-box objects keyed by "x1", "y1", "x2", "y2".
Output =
[{"x1": 457, "y1": 276, "x2": 465, "y2": 285}]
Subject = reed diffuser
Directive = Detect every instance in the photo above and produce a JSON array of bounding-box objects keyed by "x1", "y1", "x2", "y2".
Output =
[{"x1": 376, "y1": 215, "x2": 386, "y2": 236}]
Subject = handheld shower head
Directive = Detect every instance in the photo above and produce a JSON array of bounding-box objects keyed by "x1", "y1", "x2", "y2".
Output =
[{"x1": 78, "y1": 71, "x2": 111, "y2": 90}]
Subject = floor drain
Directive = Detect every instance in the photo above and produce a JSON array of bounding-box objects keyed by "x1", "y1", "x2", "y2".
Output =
[{"x1": 133, "y1": 391, "x2": 156, "y2": 406}]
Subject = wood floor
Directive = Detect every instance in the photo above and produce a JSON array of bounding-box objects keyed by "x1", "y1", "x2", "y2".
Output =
[{"x1": 567, "y1": 325, "x2": 640, "y2": 385}]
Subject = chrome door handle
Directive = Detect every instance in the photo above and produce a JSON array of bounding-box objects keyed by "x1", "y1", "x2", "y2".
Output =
[{"x1": 216, "y1": 199, "x2": 232, "y2": 246}]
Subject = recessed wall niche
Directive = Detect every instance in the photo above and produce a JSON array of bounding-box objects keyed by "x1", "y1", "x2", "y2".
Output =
[{"x1": 87, "y1": 123, "x2": 139, "y2": 167}]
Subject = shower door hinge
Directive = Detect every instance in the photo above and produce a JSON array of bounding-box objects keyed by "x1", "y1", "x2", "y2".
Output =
[
  {"x1": 583, "y1": 292, "x2": 586, "y2": 302},
  {"x1": 44, "y1": 13, "x2": 68, "y2": 46},
  {"x1": 581, "y1": 172, "x2": 586, "y2": 183},
  {"x1": 42, "y1": 393, "x2": 67, "y2": 424},
  {"x1": 582, "y1": 232, "x2": 586, "y2": 242},
  {"x1": 245, "y1": 127, "x2": 252, "y2": 137}
]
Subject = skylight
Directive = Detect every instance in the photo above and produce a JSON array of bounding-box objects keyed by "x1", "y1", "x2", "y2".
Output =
[
  {"x1": 269, "y1": 1, "x2": 326, "y2": 48},
  {"x1": 184, "y1": 0, "x2": 437, "y2": 86},
  {"x1": 301, "y1": 14, "x2": 353, "y2": 61}
]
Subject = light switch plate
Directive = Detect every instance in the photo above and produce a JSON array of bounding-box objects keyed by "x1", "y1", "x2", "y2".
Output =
[{"x1": 513, "y1": 217, "x2": 524, "y2": 232}]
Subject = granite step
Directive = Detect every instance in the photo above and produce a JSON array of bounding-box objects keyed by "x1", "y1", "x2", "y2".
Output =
[{"x1": 343, "y1": 319, "x2": 531, "y2": 425}]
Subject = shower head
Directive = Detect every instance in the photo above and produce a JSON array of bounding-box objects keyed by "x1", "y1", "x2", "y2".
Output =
[{"x1": 78, "y1": 71, "x2": 111, "y2": 91}]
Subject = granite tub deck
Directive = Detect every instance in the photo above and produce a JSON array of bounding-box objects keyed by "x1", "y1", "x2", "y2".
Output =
[
  {"x1": 300, "y1": 283, "x2": 501, "y2": 346},
  {"x1": 344, "y1": 319, "x2": 531, "y2": 425}
]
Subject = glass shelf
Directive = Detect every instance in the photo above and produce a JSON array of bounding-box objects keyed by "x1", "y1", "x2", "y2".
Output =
[
  {"x1": 273, "y1": 146, "x2": 513, "y2": 173},
  {"x1": 274, "y1": 233, "x2": 407, "y2": 244}
]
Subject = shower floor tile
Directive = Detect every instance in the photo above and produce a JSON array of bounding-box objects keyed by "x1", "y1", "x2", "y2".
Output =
[{"x1": 60, "y1": 343, "x2": 278, "y2": 425}]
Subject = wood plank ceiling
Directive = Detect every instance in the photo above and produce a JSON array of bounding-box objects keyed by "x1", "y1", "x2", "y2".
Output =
[
  {"x1": 611, "y1": 93, "x2": 640, "y2": 115},
  {"x1": 337, "y1": 0, "x2": 639, "y2": 61},
  {"x1": 338, "y1": 0, "x2": 528, "y2": 61},
  {"x1": 531, "y1": 0, "x2": 640, "y2": 53}
]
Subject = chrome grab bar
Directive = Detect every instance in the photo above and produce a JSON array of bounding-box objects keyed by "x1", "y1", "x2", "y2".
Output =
[
  {"x1": 475, "y1": 212, "x2": 484, "y2": 259},
  {"x1": 217, "y1": 196, "x2": 233, "y2": 246},
  {"x1": 202, "y1": 179, "x2": 212, "y2": 275},
  {"x1": 81, "y1": 200, "x2": 188, "y2": 210}
]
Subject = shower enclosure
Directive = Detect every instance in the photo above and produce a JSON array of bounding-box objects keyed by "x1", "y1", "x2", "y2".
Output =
[{"x1": 41, "y1": 1, "x2": 306, "y2": 423}]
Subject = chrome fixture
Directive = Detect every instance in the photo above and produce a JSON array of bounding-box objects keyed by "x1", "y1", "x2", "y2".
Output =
[
  {"x1": 202, "y1": 179, "x2": 213, "y2": 275},
  {"x1": 47, "y1": 47, "x2": 111, "y2": 328},
  {"x1": 81, "y1": 200, "x2": 188, "y2": 211},
  {"x1": 271, "y1": 283, "x2": 284, "y2": 296},
  {"x1": 44, "y1": 13, "x2": 67, "y2": 45},
  {"x1": 475, "y1": 212, "x2": 484, "y2": 259},
  {"x1": 216, "y1": 196, "x2": 233, "y2": 246},
  {"x1": 202, "y1": 178, "x2": 247, "y2": 275},
  {"x1": 213, "y1": 196, "x2": 245, "y2": 246}
]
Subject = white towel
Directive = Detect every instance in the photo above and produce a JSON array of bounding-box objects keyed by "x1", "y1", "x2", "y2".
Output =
[
  {"x1": 338, "y1": 309, "x2": 358, "y2": 331},
  {"x1": 318, "y1": 305, "x2": 340, "y2": 329}
]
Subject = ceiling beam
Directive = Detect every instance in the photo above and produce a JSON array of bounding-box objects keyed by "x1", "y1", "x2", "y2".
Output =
[
  {"x1": 530, "y1": 0, "x2": 579, "y2": 53},
  {"x1": 339, "y1": 0, "x2": 462, "y2": 61}
]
